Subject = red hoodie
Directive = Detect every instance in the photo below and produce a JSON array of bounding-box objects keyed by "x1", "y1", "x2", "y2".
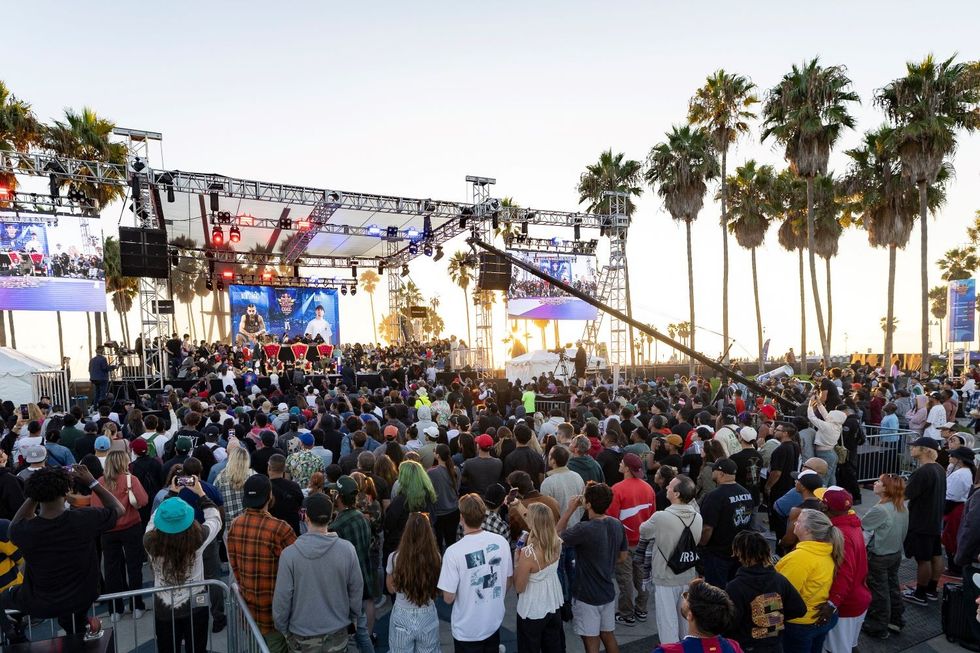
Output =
[
  {"x1": 828, "y1": 513, "x2": 872, "y2": 617},
  {"x1": 608, "y1": 477, "x2": 655, "y2": 546}
]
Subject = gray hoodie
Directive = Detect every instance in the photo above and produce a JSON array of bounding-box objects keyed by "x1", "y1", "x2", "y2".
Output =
[{"x1": 273, "y1": 532, "x2": 363, "y2": 637}]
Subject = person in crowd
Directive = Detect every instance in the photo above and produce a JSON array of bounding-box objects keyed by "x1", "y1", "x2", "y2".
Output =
[
  {"x1": 3, "y1": 466, "x2": 124, "y2": 635},
  {"x1": 144, "y1": 481, "x2": 222, "y2": 653},
  {"x1": 943, "y1": 446, "x2": 975, "y2": 577},
  {"x1": 906, "y1": 394, "x2": 928, "y2": 435},
  {"x1": 386, "y1": 512, "x2": 442, "y2": 653},
  {"x1": 724, "y1": 530, "x2": 806, "y2": 652},
  {"x1": 0, "y1": 449, "x2": 23, "y2": 521},
  {"x1": 556, "y1": 482, "x2": 626, "y2": 653},
  {"x1": 923, "y1": 392, "x2": 948, "y2": 442},
  {"x1": 429, "y1": 443, "x2": 460, "y2": 551},
  {"x1": 698, "y1": 458, "x2": 754, "y2": 587},
  {"x1": 652, "y1": 579, "x2": 743, "y2": 653},
  {"x1": 505, "y1": 424, "x2": 546, "y2": 488},
  {"x1": 777, "y1": 471, "x2": 825, "y2": 552},
  {"x1": 16, "y1": 445, "x2": 47, "y2": 482},
  {"x1": 567, "y1": 434, "x2": 604, "y2": 484},
  {"x1": 807, "y1": 395, "x2": 844, "y2": 486},
  {"x1": 513, "y1": 502, "x2": 565, "y2": 653},
  {"x1": 284, "y1": 431, "x2": 325, "y2": 488},
  {"x1": 541, "y1": 444, "x2": 585, "y2": 532},
  {"x1": 268, "y1": 454, "x2": 304, "y2": 535},
  {"x1": 226, "y1": 474, "x2": 297, "y2": 653},
  {"x1": 507, "y1": 470, "x2": 561, "y2": 539},
  {"x1": 902, "y1": 436, "x2": 947, "y2": 605},
  {"x1": 90, "y1": 450, "x2": 149, "y2": 621},
  {"x1": 438, "y1": 493, "x2": 513, "y2": 653},
  {"x1": 595, "y1": 429, "x2": 625, "y2": 487},
  {"x1": 861, "y1": 473, "x2": 909, "y2": 638},
  {"x1": 730, "y1": 426, "x2": 763, "y2": 509},
  {"x1": 821, "y1": 488, "x2": 871, "y2": 653},
  {"x1": 774, "y1": 509, "x2": 842, "y2": 652},
  {"x1": 460, "y1": 433, "x2": 503, "y2": 496},
  {"x1": 696, "y1": 440, "x2": 726, "y2": 501},
  {"x1": 273, "y1": 493, "x2": 363, "y2": 653},
  {"x1": 456, "y1": 482, "x2": 512, "y2": 543},
  {"x1": 383, "y1": 460, "x2": 437, "y2": 567},
  {"x1": 214, "y1": 445, "x2": 255, "y2": 523},
  {"x1": 607, "y1": 452, "x2": 655, "y2": 626},
  {"x1": 636, "y1": 474, "x2": 703, "y2": 645},
  {"x1": 130, "y1": 437, "x2": 163, "y2": 527}
]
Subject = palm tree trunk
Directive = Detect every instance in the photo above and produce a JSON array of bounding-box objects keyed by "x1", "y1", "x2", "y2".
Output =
[
  {"x1": 8, "y1": 312, "x2": 16, "y2": 349},
  {"x1": 102, "y1": 312, "x2": 110, "y2": 344},
  {"x1": 463, "y1": 288, "x2": 472, "y2": 346},
  {"x1": 94, "y1": 312, "x2": 103, "y2": 348},
  {"x1": 553, "y1": 321, "x2": 560, "y2": 351},
  {"x1": 186, "y1": 303, "x2": 194, "y2": 339},
  {"x1": 798, "y1": 249, "x2": 807, "y2": 376},
  {"x1": 825, "y1": 256, "x2": 833, "y2": 355},
  {"x1": 752, "y1": 248, "x2": 764, "y2": 375},
  {"x1": 539, "y1": 324, "x2": 548, "y2": 349},
  {"x1": 369, "y1": 293, "x2": 378, "y2": 343},
  {"x1": 686, "y1": 220, "x2": 696, "y2": 378},
  {"x1": 199, "y1": 296, "x2": 207, "y2": 341},
  {"x1": 57, "y1": 312, "x2": 65, "y2": 363},
  {"x1": 806, "y1": 178, "x2": 829, "y2": 367},
  {"x1": 720, "y1": 148, "x2": 730, "y2": 367},
  {"x1": 884, "y1": 244, "x2": 897, "y2": 376},
  {"x1": 86, "y1": 313, "x2": 92, "y2": 361},
  {"x1": 118, "y1": 310, "x2": 127, "y2": 347},
  {"x1": 919, "y1": 182, "x2": 931, "y2": 373},
  {"x1": 0, "y1": 310, "x2": 7, "y2": 347}
]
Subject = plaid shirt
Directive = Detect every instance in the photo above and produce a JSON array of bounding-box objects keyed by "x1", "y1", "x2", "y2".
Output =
[
  {"x1": 227, "y1": 509, "x2": 297, "y2": 633},
  {"x1": 214, "y1": 470, "x2": 255, "y2": 522},
  {"x1": 285, "y1": 450, "x2": 325, "y2": 488},
  {"x1": 456, "y1": 509, "x2": 511, "y2": 543},
  {"x1": 330, "y1": 507, "x2": 375, "y2": 597}
]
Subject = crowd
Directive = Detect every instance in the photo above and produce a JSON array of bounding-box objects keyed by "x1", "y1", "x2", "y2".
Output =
[
  {"x1": 507, "y1": 278, "x2": 599, "y2": 300},
  {"x1": 3, "y1": 352, "x2": 980, "y2": 653}
]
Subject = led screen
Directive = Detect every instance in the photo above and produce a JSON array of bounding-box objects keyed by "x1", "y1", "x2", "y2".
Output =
[
  {"x1": 507, "y1": 255, "x2": 599, "y2": 321},
  {"x1": 228, "y1": 284, "x2": 340, "y2": 344}
]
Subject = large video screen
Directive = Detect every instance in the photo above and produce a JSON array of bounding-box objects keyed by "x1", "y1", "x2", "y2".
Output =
[
  {"x1": 0, "y1": 215, "x2": 106, "y2": 312},
  {"x1": 228, "y1": 284, "x2": 341, "y2": 344},
  {"x1": 507, "y1": 255, "x2": 599, "y2": 320}
]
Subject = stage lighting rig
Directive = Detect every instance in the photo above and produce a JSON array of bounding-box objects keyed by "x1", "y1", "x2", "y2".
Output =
[
  {"x1": 155, "y1": 171, "x2": 176, "y2": 203},
  {"x1": 278, "y1": 216, "x2": 292, "y2": 230},
  {"x1": 208, "y1": 181, "x2": 223, "y2": 212},
  {"x1": 459, "y1": 206, "x2": 474, "y2": 229},
  {"x1": 433, "y1": 245, "x2": 444, "y2": 262},
  {"x1": 351, "y1": 286, "x2": 357, "y2": 296},
  {"x1": 378, "y1": 261, "x2": 385, "y2": 274},
  {"x1": 406, "y1": 226, "x2": 420, "y2": 239},
  {"x1": 211, "y1": 226, "x2": 224, "y2": 246},
  {"x1": 401, "y1": 264, "x2": 409, "y2": 277},
  {"x1": 423, "y1": 243, "x2": 433, "y2": 257},
  {"x1": 215, "y1": 211, "x2": 232, "y2": 224},
  {"x1": 229, "y1": 226, "x2": 241, "y2": 243},
  {"x1": 131, "y1": 157, "x2": 146, "y2": 173},
  {"x1": 351, "y1": 264, "x2": 358, "y2": 278},
  {"x1": 170, "y1": 249, "x2": 179, "y2": 267},
  {"x1": 43, "y1": 160, "x2": 66, "y2": 200},
  {"x1": 408, "y1": 242, "x2": 419, "y2": 255},
  {"x1": 205, "y1": 249, "x2": 215, "y2": 260},
  {"x1": 367, "y1": 224, "x2": 382, "y2": 236},
  {"x1": 340, "y1": 285, "x2": 348, "y2": 296},
  {"x1": 206, "y1": 278, "x2": 214, "y2": 291},
  {"x1": 216, "y1": 278, "x2": 225, "y2": 291}
]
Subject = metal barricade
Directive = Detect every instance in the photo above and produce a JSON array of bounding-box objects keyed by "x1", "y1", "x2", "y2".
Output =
[
  {"x1": 535, "y1": 395, "x2": 570, "y2": 419},
  {"x1": 5, "y1": 579, "x2": 269, "y2": 653},
  {"x1": 854, "y1": 425, "x2": 918, "y2": 482}
]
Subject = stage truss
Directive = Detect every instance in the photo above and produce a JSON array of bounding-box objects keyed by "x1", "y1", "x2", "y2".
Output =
[{"x1": 0, "y1": 145, "x2": 635, "y2": 376}]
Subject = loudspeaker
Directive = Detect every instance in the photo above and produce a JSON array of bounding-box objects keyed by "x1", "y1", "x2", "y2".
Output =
[
  {"x1": 119, "y1": 227, "x2": 170, "y2": 278},
  {"x1": 476, "y1": 252, "x2": 511, "y2": 291}
]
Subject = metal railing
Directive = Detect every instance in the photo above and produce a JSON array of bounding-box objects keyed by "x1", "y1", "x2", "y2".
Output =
[
  {"x1": 535, "y1": 396, "x2": 570, "y2": 419},
  {"x1": 3, "y1": 579, "x2": 269, "y2": 653},
  {"x1": 853, "y1": 426, "x2": 919, "y2": 482}
]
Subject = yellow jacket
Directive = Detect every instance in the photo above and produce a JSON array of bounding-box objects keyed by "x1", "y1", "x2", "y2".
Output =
[{"x1": 774, "y1": 540, "x2": 834, "y2": 624}]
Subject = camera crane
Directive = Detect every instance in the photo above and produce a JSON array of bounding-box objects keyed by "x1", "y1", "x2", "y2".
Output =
[{"x1": 468, "y1": 237, "x2": 799, "y2": 413}]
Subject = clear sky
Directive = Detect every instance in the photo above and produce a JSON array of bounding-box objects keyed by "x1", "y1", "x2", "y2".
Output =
[{"x1": 5, "y1": 1, "x2": 980, "y2": 369}]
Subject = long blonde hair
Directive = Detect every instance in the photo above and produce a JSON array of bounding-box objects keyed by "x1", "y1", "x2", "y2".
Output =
[
  {"x1": 525, "y1": 503, "x2": 562, "y2": 564},
  {"x1": 797, "y1": 508, "x2": 845, "y2": 568},
  {"x1": 219, "y1": 446, "x2": 252, "y2": 489},
  {"x1": 102, "y1": 450, "x2": 131, "y2": 491}
]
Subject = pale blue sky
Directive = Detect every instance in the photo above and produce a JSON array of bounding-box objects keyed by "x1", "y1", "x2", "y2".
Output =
[{"x1": 6, "y1": 1, "x2": 980, "y2": 366}]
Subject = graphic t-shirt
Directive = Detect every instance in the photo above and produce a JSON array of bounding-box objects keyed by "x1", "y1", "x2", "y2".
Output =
[
  {"x1": 561, "y1": 516, "x2": 626, "y2": 606},
  {"x1": 699, "y1": 482, "x2": 755, "y2": 557},
  {"x1": 437, "y1": 530, "x2": 513, "y2": 642},
  {"x1": 608, "y1": 478, "x2": 655, "y2": 546},
  {"x1": 730, "y1": 448, "x2": 765, "y2": 506}
]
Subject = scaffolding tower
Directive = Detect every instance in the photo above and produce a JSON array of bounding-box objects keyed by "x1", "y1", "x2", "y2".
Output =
[{"x1": 467, "y1": 176, "x2": 496, "y2": 377}]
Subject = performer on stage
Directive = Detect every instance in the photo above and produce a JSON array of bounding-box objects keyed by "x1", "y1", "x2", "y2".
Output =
[
  {"x1": 237, "y1": 304, "x2": 267, "y2": 345},
  {"x1": 304, "y1": 305, "x2": 332, "y2": 344}
]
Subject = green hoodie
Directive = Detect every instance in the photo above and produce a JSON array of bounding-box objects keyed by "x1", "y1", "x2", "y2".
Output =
[{"x1": 568, "y1": 455, "x2": 605, "y2": 484}]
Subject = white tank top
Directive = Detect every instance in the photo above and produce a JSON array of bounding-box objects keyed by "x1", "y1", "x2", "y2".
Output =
[{"x1": 516, "y1": 546, "x2": 564, "y2": 619}]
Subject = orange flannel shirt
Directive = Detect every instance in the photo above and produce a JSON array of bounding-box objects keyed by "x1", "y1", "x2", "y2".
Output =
[{"x1": 226, "y1": 509, "x2": 296, "y2": 633}]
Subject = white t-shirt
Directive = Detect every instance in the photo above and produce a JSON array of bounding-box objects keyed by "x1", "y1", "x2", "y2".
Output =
[
  {"x1": 437, "y1": 530, "x2": 512, "y2": 642},
  {"x1": 304, "y1": 317, "x2": 332, "y2": 343},
  {"x1": 947, "y1": 466, "x2": 973, "y2": 502},
  {"x1": 924, "y1": 404, "x2": 948, "y2": 440}
]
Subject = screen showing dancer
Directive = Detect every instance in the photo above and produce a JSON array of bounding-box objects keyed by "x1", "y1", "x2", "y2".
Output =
[
  {"x1": 506, "y1": 254, "x2": 599, "y2": 320},
  {"x1": 228, "y1": 284, "x2": 340, "y2": 344}
]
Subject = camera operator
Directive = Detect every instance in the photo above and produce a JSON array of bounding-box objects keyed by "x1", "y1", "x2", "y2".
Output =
[{"x1": 2, "y1": 465, "x2": 124, "y2": 635}]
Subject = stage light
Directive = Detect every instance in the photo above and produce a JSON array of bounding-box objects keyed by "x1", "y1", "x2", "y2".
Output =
[
  {"x1": 43, "y1": 160, "x2": 66, "y2": 200},
  {"x1": 423, "y1": 215, "x2": 432, "y2": 238},
  {"x1": 229, "y1": 226, "x2": 241, "y2": 243},
  {"x1": 328, "y1": 192, "x2": 340, "y2": 201},
  {"x1": 262, "y1": 272, "x2": 273, "y2": 281},
  {"x1": 408, "y1": 242, "x2": 419, "y2": 255},
  {"x1": 351, "y1": 265, "x2": 357, "y2": 278},
  {"x1": 216, "y1": 279, "x2": 225, "y2": 291},
  {"x1": 406, "y1": 226, "x2": 419, "y2": 239},
  {"x1": 423, "y1": 200, "x2": 436, "y2": 213},
  {"x1": 211, "y1": 226, "x2": 224, "y2": 246},
  {"x1": 423, "y1": 243, "x2": 433, "y2": 257},
  {"x1": 222, "y1": 270, "x2": 234, "y2": 279},
  {"x1": 156, "y1": 172, "x2": 176, "y2": 202},
  {"x1": 367, "y1": 225, "x2": 381, "y2": 236},
  {"x1": 206, "y1": 278, "x2": 214, "y2": 291},
  {"x1": 340, "y1": 285, "x2": 348, "y2": 296},
  {"x1": 522, "y1": 221, "x2": 528, "y2": 236},
  {"x1": 433, "y1": 246, "x2": 444, "y2": 262},
  {"x1": 491, "y1": 213, "x2": 498, "y2": 229},
  {"x1": 574, "y1": 224, "x2": 581, "y2": 241},
  {"x1": 131, "y1": 157, "x2": 146, "y2": 173},
  {"x1": 351, "y1": 286, "x2": 357, "y2": 296},
  {"x1": 386, "y1": 226, "x2": 399, "y2": 238},
  {"x1": 401, "y1": 264, "x2": 409, "y2": 277},
  {"x1": 278, "y1": 216, "x2": 292, "y2": 230}
]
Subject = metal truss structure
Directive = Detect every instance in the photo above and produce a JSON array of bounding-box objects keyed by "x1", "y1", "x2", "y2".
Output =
[{"x1": 0, "y1": 149, "x2": 636, "y2": 374}]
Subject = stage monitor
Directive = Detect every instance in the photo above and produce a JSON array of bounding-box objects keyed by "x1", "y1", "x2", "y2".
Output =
[
  {"x1": 507, "y1": 254, "x2": 599, "y2": 321},
  {"x1": 0, "y1": 213, "x2": 106, "y2": 312},
  {"x1": 228, "y1": 284, "x2": 340, "y2": 345}
]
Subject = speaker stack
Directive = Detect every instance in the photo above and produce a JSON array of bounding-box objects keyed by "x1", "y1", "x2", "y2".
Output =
[
  {"x1": 476, "y1": 252, "x2": 512, "y2": 291},
  {"x1": 119, "y1": 227, "x2": 169, "y2": 279}
]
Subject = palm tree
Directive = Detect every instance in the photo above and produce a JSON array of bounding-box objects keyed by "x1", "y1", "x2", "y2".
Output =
[
  {"x1": 0, "y1": 81, "x2": 41, "y2": 193},
  {"x1": 359, "y1": 270, "x2": 381, "y2": 343},
  {"x1": 938, "y1": 247, "x2": 979, "y2": 281},
  {"x1": 761, "y1": 58, "x2": 860, "y2": 365},
  {"x1": 532, "y1": 319, "x2": 550, "y2": 349},
  {"x1": 774, "y1": 170, "x2": 809, "y2": 374},
  {"x1": 726, "y1": 160, "x2": 775, "y2": 374},
  {"x1": 645, "y1": 125, "x2": 719, "y2": 376},
  {"x1": 103, "y1": 235, "x2": 139, "y2": 347},
  {"x1": 169, "y1": 236, "x2": 201, "y2": 337},
  {"x1": 576, "y1": 149, "x2": 644, "y2": 215},
  {"x1": 689, "y1": 70, "x2": 759, "y2": 365},
  {"x1": 810, "y1": 174, "x2": 844, "y2": 352},
  {"x1": 930, "y1": 285, "x2": 948, "y2": 352},
  {"x1": 447, "y1": 251, "x2": 473, "y2": 345},
  {"x1": 880, "y1": 316, "x2": 899, "y2": 334},
  {"x1": 876, "y1": 55, "x2": 980, "y2": 371}
]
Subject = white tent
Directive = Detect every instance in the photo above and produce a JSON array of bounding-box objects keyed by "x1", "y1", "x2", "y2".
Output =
[
  {"x1": 504, "y1": 348, "x2": 605, "y2": 384},
  {"x1": 0, "y1": 348, "x2": 61, "y2": 406}
]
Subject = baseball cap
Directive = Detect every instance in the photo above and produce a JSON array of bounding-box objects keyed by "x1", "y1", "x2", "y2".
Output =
[
  {"x1": 821, "y1": 487, "x2": 853, "y2": 513},
  {"x1": 798, "y1": 471, "x2": 824, "y2": 492},
  {"x1": 24, "y1": 445, "x2": 47, "y2": 464},
  {"x1": 759, "y1": 404, "x2": 777, "y2": 420},
  {"x1": 327, "y1": 475, "x2": 358, "y2": 498},
  {"x1": 940, "y1": 421, "x2": 958, "y2": 430},
  {"x1": 298, "y1": 432, "x2": 314, "y2": 447},
  {"x1": 423, "y1": 425, "x2": 440, "y2": 440},
  {"x1": 155, "y1": 497, "x2": 196, "y2": 534},
  {"x1": 484, "y1": 483, "x2": 508, "y2": 509},
  {"x1": 243, "y1": 475, "x2": 272, "y2": 508},
  {"x1": 739, "y1": 427, "x2": 758, "y2": 443},
  {"x1": 475, "y1": 434, "x2": 494, "y2": 450},
  {"x1": 278, "y1": 402, "x2": 288, "y2": 412},
  {"x1": 622, "y1": 453, "x2": 644, "y2": 477},
  {"x1": 260, "y1": 430, "x2": 276, "y2": 447},
  {"x1": 665, "y1": 434, "x2": 684, "y2": 448},
  {"x1": 94, "y1": 435, "x2": 111, "y2": 452},
  {"x1": 383, "y1": 425, "x2": 399, "y2": 440},
  {"x1": 131, "y1": 438, "x2": 149, "y2": 455},
  {"x1": 910, "y1": 436, "x2": 940, "y2": 451},
  {"x1": 712, "y1": 459, "x2": 737, "y2": 475},
  {"x1": 950, "y1": 446, "x2": 975, "y2": 462},
  {"x1": 175, "y1": 436, "x2": 193, "y2": 453},
  {"x1": 304, "y1": 493, "x2": 333, "y2": 524}
]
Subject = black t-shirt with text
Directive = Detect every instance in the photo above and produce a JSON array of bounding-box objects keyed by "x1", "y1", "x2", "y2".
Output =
[
  {"x1": 699, "y1": 482, "x2": 755, "y2": 557},
  {"x1": 731, "y1": 448, "x2": 765, "y2": 506}
]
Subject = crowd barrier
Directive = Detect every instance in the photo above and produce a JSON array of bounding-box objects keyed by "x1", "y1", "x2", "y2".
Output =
[
  {"x1": 535, "y1": 396, "x2": 570, "y2": 419},
  {"x1": 4, "y1": 580, "x2": 269, "y2": 653},
  {"x1": 853, "y1": 425, "x2": 920, "y2": 482}
]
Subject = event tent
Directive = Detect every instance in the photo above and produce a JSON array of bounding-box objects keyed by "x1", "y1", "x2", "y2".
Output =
[
  {"x1": 0, "y1": 347, "x2": 61, "y2": 406},
  {"x1": 504, "y1": 348, "x2": 605, "y2": 384}
]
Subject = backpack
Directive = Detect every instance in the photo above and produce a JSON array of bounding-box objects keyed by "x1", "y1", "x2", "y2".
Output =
[{"x1": 665, "y1": 513, "x2": 700, "y2": 574}]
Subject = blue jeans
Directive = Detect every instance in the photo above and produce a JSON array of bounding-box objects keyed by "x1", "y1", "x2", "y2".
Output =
[
  {"x1": 355, "y1": 608, "x2": 375, "y2": 653},
  {"x1": 700, "y1": 551, "x2": 738, "y2": 589},
  {"x1": 783, "y1": 614, "x2": 838, "y2": 653},
  {"x1": 92, "y1": 380, "x2": 108, "y2": 406},
  {"x1": 559, "y1": 545, "x2": 576, "y2": 602},
  {"x1": 814, "y1": 449, "x2": 838, "y2": 486}
]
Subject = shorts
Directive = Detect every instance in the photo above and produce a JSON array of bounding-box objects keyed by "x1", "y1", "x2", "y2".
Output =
[
  {"x1": 571, "y1": 598, "x2": 615, "y2": 637},
  {"x1": 904, "y1": 533, "x2": 942, "y2": 562}
]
